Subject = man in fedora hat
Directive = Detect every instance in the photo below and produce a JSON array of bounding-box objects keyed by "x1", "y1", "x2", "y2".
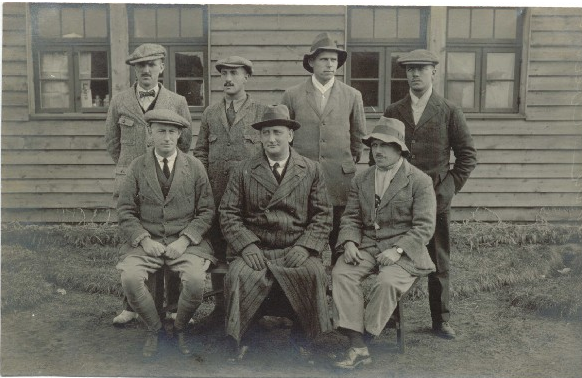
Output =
[
  {"x1": 106, "y1": 43, "x2": 193, "y2": 325},
  {"x1": 194, "y1": 56, "x2": 268, "y2": 324},
  {"x1": 116, "y1": 109, "x2": 215, "y2": 358},
  {"x1": 331, "y1": 117, "x2": 436, "y2": 369},
  {"x1": 220, "y1": 105, "x2": 332, "y2": 360},
  {"x1": 384, "y1": 49, "x2": 477, "y2": 339},
  {"x1": 282, "y1": 32, "x2": 366, "y2": 266}
]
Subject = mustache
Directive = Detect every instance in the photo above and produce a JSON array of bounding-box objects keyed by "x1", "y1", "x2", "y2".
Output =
[{"x1": 224, "y1": 82, "x2": 234, "y2": 87}]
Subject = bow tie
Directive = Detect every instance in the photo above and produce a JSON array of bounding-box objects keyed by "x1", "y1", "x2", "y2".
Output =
[{"x1": 139, "y1": 89, "x2": 156, "y2": 98}]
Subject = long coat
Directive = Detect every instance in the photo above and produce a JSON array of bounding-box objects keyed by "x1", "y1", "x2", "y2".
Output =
[
  {"x1": 281, "y1": 79, "x2": 366, "y2": 206},
  {"x1": 384, "y1": 92, "x2": 477, "y2": 213},
  {"x1": 193, "y1": 95, "x2": 268, "y2": 206},
  {"x1": 116, "y1": 149, "x2": 215, "y2": 263},
  {"x1": 337, "y1": 160, "x2": 436, "y2": 276},
  {"x1": 219, "y1": 149, "x2": 332, "y2": 341},
  {"x1": 105, "y1": 84, "x2": 193, "y2": 196}
]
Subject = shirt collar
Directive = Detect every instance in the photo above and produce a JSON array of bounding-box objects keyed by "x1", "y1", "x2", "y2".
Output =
[
  {"x1": 267, "y1": 153, "x2": 290, "y2": 168},
  {"x1": 376, "y1": 156, "x2": 403, "y2": 175},
  {"x1": 410, "y1": 85, "x2": 432, "y2": 107},
  {"x1": 225, "y1": 94, "x2": 248, "y2": 113},
  {"x1": 137, "y1": 83, "x2": 159, "y2": 97},
  {"x1": 312, "y1": 75, "x2": 335, "y2": 94},
  {"x1": 154, "y1": 149, "x2": 177, "y2": 164}
]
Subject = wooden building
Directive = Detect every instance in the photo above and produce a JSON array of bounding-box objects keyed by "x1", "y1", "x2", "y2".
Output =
[{"x1": 2, "y1": 3, "x2": 581, "y2": 223}]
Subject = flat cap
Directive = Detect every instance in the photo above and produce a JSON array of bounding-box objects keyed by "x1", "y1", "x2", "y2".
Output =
[
  {"x1": 397, "y1": 49, "x2": 439, "y2": 66},
  {"x1": 126, "y1": 43, "x2": 167, "y2": 65},
  {"x1": 144, "y1": 109, "x2": 190, "y2": 129},
  {"x1": 215, "y1": 56, "x2": 253, "y2": 76}
]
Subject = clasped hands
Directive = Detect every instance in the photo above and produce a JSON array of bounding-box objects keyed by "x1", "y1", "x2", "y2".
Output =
[
  {"x1": 242, "y1": 244, "x2": 310, "y2": 271},
  {"x1": 343, "y1": 241, "x2": 401, "y2": 266},
  {"x1": 140, "y1": 235, "x2": 191, "y2": 259}
]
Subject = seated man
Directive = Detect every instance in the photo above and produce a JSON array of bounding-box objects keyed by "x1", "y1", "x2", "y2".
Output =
[
  {"x1": 331, "y1": 117, "x2": 436, "y2": 369},
  {"x1": 219, "y1": 105, "x2": 332, "y2": 358},
  {"x1": 116, "y1": 109, "x2": 216, "y2": 358}
]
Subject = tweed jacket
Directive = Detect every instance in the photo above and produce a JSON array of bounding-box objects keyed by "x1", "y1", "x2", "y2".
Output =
[
  {"x1": 384, "y1": 92, "x2": 477, "y2": 213},
  {"x1": 281, "y1": 78, "x2": 366, "y2": 206},
  {"x1": 337, "y1": 160, "x2": 436, "y2": 276},
  {"x1": 219, "y1": 148, "x2": 332, "y2": 259},
  {"x1": 193, "y1": 95, "x2": 268, "y2": 206},
  {"x1": 105, "y1": 84, "x2": 193, "y2": 195},
  {"x1": 117, "y1": 149, "x2": 215, "y2": 263}
]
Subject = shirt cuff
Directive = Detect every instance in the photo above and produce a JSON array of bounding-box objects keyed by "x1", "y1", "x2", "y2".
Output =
[{"x1": 132, "y1": 232, "x2": 151, "y2": 248}]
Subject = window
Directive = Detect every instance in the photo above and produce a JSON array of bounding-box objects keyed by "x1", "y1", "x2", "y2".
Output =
[
  {"x1": 347, "y1": 6, "x2": 429, "y2": 112},
  {"x1": 31, "y1": 4, "x2": 110, "y2": 113},
  {"x1": 128, "y1": 4, "x2": 208, "y2": 110},
  {"x1": 446, "y1": 7, "x2": 524, "y2": 113}
]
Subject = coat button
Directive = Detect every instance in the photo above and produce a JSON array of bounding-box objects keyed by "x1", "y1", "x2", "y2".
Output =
[{"x1": 265, "y1": 209, "x2": 270, "y2": 213}]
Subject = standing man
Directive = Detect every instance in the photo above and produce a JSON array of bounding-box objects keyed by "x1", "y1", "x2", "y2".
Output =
[
  {"x1": 194, "y1": 56, "x2": 267, "y2": 322},
  {"x1": 105, "y1": 43, "x2": 192, "y2": 325},
  {"x1": 384, "y1": 49, "x2": 477, "y2": 339},
  {"x1": 116, "y1": 109, "x2": 215, "y2": 358},
  {"x1": 281, "y1": 32, "x2": 366, "y2": 266},
  {"x1": 220, "y1": 105, "x2": 332, "y2": 359}
]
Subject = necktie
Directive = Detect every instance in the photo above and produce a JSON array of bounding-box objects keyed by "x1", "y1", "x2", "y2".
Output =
[
  {"x1": 139, "y1": 89, "x2": 156, "y2": 98},
  {"x1": 162, "y1": 158, "x2": 170, "y2": 178},
  {"x1": 226, "y1": 101, "x2": 236, "y2": 126},
  {"x1": 272, "y1": 162, "x2": 282, "y2": 183}
]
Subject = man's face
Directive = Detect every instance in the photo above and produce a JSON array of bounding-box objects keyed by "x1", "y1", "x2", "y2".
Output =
[
  {"x1": 221, "y1": 67, "x2": 249, "y2": 99},
  {"x1": 134, "y1": 59, "x2": 165, "y2": 90},
  {"x1": 309, "y1": 51, "x2": 338, "y2": 85},
  {"x1": 405, "y1": 64, "x2": 435, "y2": 97},
  {"x1": 260, "y1": 125, "x2": 293, "y2": 160},
  {"x1": 371, "y1": 140, "x2": 401, "y2": 170},
  {"x1": 149, "y1": 123, "x2": 182, "y2": 157}
]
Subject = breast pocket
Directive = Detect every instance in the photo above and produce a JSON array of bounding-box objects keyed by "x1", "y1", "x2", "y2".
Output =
[
  {"x1": 391, "y1": 198, "x2": 413, "y2": 225},
  {"x1": 119, "y1": 116, "x2": 136, "y2": 145}
]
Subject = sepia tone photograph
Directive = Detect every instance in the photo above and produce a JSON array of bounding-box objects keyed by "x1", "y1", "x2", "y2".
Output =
[{"x1": 1, "y1": 1, "x2": 581, "y2": 377}]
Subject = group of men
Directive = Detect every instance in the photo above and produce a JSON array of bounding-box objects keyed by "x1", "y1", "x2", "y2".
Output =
[{"x1": 104, "y1": 32, "x2": 476, "y2": 368}]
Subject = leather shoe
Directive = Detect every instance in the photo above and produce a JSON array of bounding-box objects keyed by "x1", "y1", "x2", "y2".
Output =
[
  {"x1": 433, "y1": 321, "x2": 456, "y2": 339},
  {"x1": 334, "y1": 347, "x2": 372, "y2": 369},
  {"x1": 113, "y1": 310, "x2": 138, "y2": 325},
  {"x1": 177, "y1": 332, "x2": 193, "y2": 356},
  {"x1": 142, "y1": 331, "x2": 159, "y2": 358}
]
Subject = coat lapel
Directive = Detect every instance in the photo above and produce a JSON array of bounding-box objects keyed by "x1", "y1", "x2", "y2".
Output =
[
  {"x1": 231, "y1": 94, "x2": 251, "y2": 128},
  {"x1": 377, "y1": 162, "x2": 410, "y2": 211},
  {"x1": 143, "y1": 149, "x2": 165, "y2": 202},
  {"x1": 414, "y1": 93, "x2": 441, "y2": 130},
  {"x1": 361, "y1": 167, "x2": 376, "y2": 214},
  {"x1": 164, "y1": 151, "x2": 189, "y2": 204},
  {"x1": 250, "y1": 156, "x2": 279, "y2": 195},
  {"x1": 321, "y1": 81, "x2": 339, "y2": 118},
  {"x1": 219, "y1": 99, "x2": 231, "y2": 133},
  {"x1": 268, "y1": 151, "x2": 307, "y2": 207},
  {"x1": 305, "y1": 80, "x2": 322, "y2": 117},
  {"x1": 122, "y1": 84, "x2": 147, "y2": 121},
  {"x1": 396, "y1": 95, "x2": 415, "y2": 128}
]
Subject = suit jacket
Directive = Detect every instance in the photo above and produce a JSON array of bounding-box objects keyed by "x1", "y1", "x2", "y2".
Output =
[
  {"x1": 337, "y1": 160, "x2": 436, "y2": 276},
  {"x1": 384, "y1": 92, "x2": 477, "y2": 213},
  {"x1": 193, "y1": 95, "x2": 268, "y2": 206},
  {"x1": 117, "y1": 149, "x2": 215, "y2": 263},
  {"x1": 105, "y1": 84, "x2": 193, "y2": 196},
  {"x1": 281, "y1": 79, "x2": 366, "y2": 206},
  {"x1": 219, "y1": 148, "x2": 332, "y2": 259}
]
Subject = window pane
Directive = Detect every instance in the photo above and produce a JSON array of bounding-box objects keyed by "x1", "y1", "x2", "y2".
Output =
[
  {"x1": 447, "y1": 52, "x2": 475, "y2": 80},
  {"x1": 374, "y1": 8, "x2": 397, "y2": 39},
  {"x1": 62, "y1": 7, "x2": 84, "y2": 38},
  {"x1": 391, "y1": 80, "x2": 409, "y2": 103},
  {"x1": 485, "y1": 81, "x2": 513, "y2": 109},
  {"x1": 391, "y1": 52, "x2": 407, "y2": 79},
  {"x1": 181, "y1": 7, "x2": 204, "y2": 38},
  {"x1": 36, "y1": 7, "x2": 61, "y2": 37},
  {"x1": 40, "y1": 52, "x2": 69, "y2": 80},
  {"x1": 351, "y1": 52, "x2": 379, "y2": 79},
  {"x1": 85, "y1": 8, "x2": 107, "y2": 38},
  {"x1": 133, "y1": 8, "x2": 156, "y2": 38},
  {"x1": 495, "y1": 9, "x2": 518, "y2": 39},
  {"x1": 398, "y1": 8, "x2": 420, "y2": 38},
  {"x1": 175, "y1": 51, "x2": 204, "y2": 78},
  {"x1": 447, "y1": 82, "x2": 475, "y2": 109},
  {"x1": 448, "y1": 8, "x2": 470, "y2": 38},
  {"x1": 471, "y1": 9, "x2": 494, "y2": 39},
  {"x1": 352, "y1": 81, "x2": 379, "y2": 108},
  {"x1": 487, "y1": 53, "x2": 515, "y2": 80},
  {"x1": 350, "y1": 8, "x2": 373, "y2": 39},
  {"x1": 157, "y1": 8, "x2": 180, "y2": 38},
  {"x1": 41, "y1": 81, "x2": 70, "y2": 109},
  {"x1": 78, "y1": 51, "x2": 108, "y2": 79},
  {"x1": 176, "y1": 80, "x2": 204, "y2": 106}
]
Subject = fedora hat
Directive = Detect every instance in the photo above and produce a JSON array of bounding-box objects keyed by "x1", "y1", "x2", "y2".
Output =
[
  {"x1": 251, "y1": 105, "x2": 301, "y2": 131},
  {"x1": 362, "y1": 117, "x2": 409, "y2": 154},
  {"x1": 303, "y1": 32, "x2": 347, "y2": 73}
]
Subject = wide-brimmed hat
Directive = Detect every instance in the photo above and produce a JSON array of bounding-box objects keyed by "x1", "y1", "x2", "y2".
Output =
[
  {"x1": 302, "y1": 32, "x2": 347, "y2": 73},
  {"x1": 251, "y1": 105, "x2": 301, "y2": 131},
  {"x1": 215, "y1": 55, "x2": 253, "y2": 76},
  {"x1": 362, "y1": 117, "x2": 409, "y2": 154},
  {"x1": 126, "y1": 43, "x2": 167, "y2": 65},
  {"x1": 397, "y1": 49, "x2": 439, "y2": 67},
  {"x1": 144, "y1": 109, "x2": 190, "y2": 129}
]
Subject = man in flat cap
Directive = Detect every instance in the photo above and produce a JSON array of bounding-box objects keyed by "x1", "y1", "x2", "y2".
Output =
[
  {"x1": 194, "y1": 56, "x2": 268, "y2": 324},
  {"x1": 331, "y1": 117, "x2": 436, "y2": 369},
  {"x1": 219, "y1": 105, "x2": 332, "y2": 360},
  {"x1": 384, "y1": 49, "x2": 477, "y2": 339},
  {"x1": 116, "y1": 109, "x2": 215, "y2": 358},
  {"x1": 105, "y1": 43, "x2": 193, "y2": 325},
  {"x1": 282, "y1": 32, "x2": 366, "y2": 266}
]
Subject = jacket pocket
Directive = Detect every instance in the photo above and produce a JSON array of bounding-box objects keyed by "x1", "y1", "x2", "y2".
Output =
[
  {"x1": 435, "y1": 171, "x2": 455, "y2": 213},
  {"x1": 341, "y1": 160, "x2": 356, "y2": 174},
  {"x1": 119, "y1": 116, "x2": 136, "y2": 145}
]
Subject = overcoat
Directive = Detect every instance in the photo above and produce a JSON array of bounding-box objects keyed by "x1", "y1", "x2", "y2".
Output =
[
  {"x1": 105, "y1": 84, "x2": 193, "y2": 196},
  {"x1": 281, "y1": 79, "x2": 366, "y2": 206},
  {"x1": 219, "y1": 149, "x2": 332, "y2": 341},
  {"x1": 337, "y1": 160, "x2": 437, "y2": 276},
  {"x1": 116, "y1": 149, "x2": 215, "y2": 263},
  {"x1": 384, "y1": 92, "x2": 477, "y2": 213}
]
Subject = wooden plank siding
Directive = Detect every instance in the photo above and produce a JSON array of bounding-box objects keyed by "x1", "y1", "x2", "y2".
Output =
[{"x1": 1, "y1": 5, "x2": 581, "y2": 223}]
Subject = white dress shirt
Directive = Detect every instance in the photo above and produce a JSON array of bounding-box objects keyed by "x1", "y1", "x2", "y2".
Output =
[
  {"x1": 136, "y1": 83, "x2": 159, "y2": 110},
  {"x1": 375, "y1": 157, "x2": 404, "y2": 199},
  {"x1": 154, "y1": 149, "x2": 177, "y2": 174},
  {"x1": 312, "y1": 75, "x2": 335, "y2": 111},
  {"x1": 410, "y1": 86, "x2": 433, "y2": 125},
  {"x1": 267, "y1": 154, "x2": 290, "y2": 177}
]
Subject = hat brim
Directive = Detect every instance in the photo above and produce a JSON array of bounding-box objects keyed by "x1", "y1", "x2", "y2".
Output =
[
  {"x1": 362, "y1": 134, "x2": 409, "y2": 153},
  {"x1": 148, "y1": 120, "x2": 189, "y2": 129},
  {"x1": 126, "y1": 54, "x2": 166, "y2": 66},
  {"x1": 303, "y1": 48, "x2": 348, "y2": 73},
  {"x1": 215, "y1": 64, "x2": 253, "y2": 76},
  {"x1": 398, "y1": 60, "x2": 438, "y2": 67},
  {"x1": 252, "y1": 119, "x2": 301, "y2": 131}
]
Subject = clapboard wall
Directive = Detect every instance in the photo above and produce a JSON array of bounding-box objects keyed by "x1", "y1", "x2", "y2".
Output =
[{"x1": 2, "y1": 4, "x2": 581, "y2": 223}]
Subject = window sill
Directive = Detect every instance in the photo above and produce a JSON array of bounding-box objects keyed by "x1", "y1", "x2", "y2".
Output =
[
  {"x1": 30, "y1": 110, "x2": 203, "y2": 121},
  {"x1": 364, "y1": 111, "x2": 525, "y2": 120}
]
